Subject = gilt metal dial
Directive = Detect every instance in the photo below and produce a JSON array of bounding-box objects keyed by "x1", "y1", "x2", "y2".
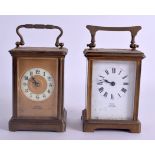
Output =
[{"x1": 21, "y1": 68, "x2": 55, "y2": 101}]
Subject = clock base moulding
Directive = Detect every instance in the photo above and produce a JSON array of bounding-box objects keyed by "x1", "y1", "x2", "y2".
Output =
[
  {"x1": 9, "y1": 109, "x2": 67, "y2": 132},
  {"x1": 82, "y1": 109, "x2": 141, "y2": 133}
]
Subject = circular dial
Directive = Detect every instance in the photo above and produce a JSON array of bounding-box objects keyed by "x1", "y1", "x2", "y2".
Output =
[
  {"x1": 97, "y1": 67, "x2": 129, "y2": 100},
  {"x1": 21, "y1": 68, "x2": 55, "y2": 101}
]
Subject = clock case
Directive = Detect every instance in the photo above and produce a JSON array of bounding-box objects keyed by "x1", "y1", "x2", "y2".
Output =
[
  {"x1": 82, "y1": 25, "x2": 145, "y2": 132},
  {"x1": 9, "y1": 24, "x2": 67, "y2": 132}
]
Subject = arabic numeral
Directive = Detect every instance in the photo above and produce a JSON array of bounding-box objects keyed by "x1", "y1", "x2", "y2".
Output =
[
  {"x1": 36, "y1": 95, "x2": 40, "y2": 99},
  {"x1": 49, "y1": 83, "x2": 52, "y2": 87},
  {"x1": 43, "y1": 94, "x2": 46, "y2": 98},
  {"x1": 36, "y1": 70, "x2": 40, "y2": 74},
  {"x1": 23, "y1": 82, "x2": 27, "y2": 86},
  {"x1": 25, "y1": 89, "x2": 28, "y2": 92},
  {"x1": 24, "y1": 76, "x2": 28, "y2": 80},
  {"x1": 48, "y1": 76, "x2": 51, "y2": 81},
  {"x1": 30, "y1": 71, "x2": 33, "y2": 76}
]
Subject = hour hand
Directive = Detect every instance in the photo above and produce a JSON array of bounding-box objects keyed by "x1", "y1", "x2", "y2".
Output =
[
  {"x1": 104, "y1": 79, "x2": 111, "y2": 83},
  {"x1": 103, "y1": 79, "x2": 115, "y2": 86},
  {"x1": 30, "y1": 77, "x2": 40, "y2": 87}
]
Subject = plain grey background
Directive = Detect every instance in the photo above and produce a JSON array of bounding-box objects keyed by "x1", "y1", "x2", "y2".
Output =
[{"x1": 0, "y1": 15, "x2": 154, "y2": 139}]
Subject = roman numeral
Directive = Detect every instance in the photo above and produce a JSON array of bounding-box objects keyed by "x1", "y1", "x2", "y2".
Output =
[
  {"x1": 123, "y1": 82, "x2": 129, "y2": 85},
  {"x1": 99, "y1": 75, "x2": 104, "y2": 79},
  {"x1": 121, "y1": 88, "x2": 127, "y2": 93},
  {"x1": 97, "y1": 81, "x2": 103, "y2": 85},
  {"x1": 118, "y1": 93, "x2": 121, "y2": 97},
  {"x1": 103, "y1": 92, "x2": 108, "y2": 97},
  {"x1": 98, "y1": 87, "x2": 104, "y2": 93},
  {"x1": 122, "y1": 75, "x2": 128, "y2": 79},
  {"x1": 118, "y1": 70, "x2": 122, "y2": 75},
  {"x1": 112, "y1": 68, "x2": 116, "y2": 73},
  {"x1": 105, "y1": 69, "x2": 109, "y2": 75},
  {"x1": 111, "y1": 94, "x2": 114, "y2": 100}
]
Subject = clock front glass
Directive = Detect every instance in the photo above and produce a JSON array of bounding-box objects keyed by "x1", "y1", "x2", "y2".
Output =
[
  {"x1": 91, "y1": 60, "x2": 136, "y2": 120},
  {"x1": 21, "y1": 68, "x2": 55, "y2": 101}
]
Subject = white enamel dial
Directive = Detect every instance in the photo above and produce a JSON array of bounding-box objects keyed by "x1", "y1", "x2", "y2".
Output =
[
  {"x1": 91, "y1": 60, "x2": 136, "y2": 120},
  {"x1": 21, "y1": 68, "x2": 55, "y2": 101}
]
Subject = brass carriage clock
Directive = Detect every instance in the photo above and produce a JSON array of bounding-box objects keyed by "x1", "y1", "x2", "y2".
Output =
[
  {"x1": 9, "y1": 24, "x2": 68, "y2": 132},
  {"x1": 82, "y1": 25, "x2": 145, "y2": 133}
]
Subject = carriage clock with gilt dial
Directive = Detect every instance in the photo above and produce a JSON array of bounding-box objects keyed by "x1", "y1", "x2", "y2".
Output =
[
  {"x1": 9, "y1": 24, "x2": 68, "y2": 132},
  {"x1": 82, "y1": 25, "x2": 145, "y2": 132}
]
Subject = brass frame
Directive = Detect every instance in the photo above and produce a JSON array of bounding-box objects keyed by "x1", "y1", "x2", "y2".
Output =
[
  {"x1": 9, "y1": 48, "x2": 67, "y2": 132},
  {"x1": 82, "y1": 52, "x2": 145, "y2": 132}
]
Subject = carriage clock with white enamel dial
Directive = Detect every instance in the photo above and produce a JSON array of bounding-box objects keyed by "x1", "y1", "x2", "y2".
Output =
[
  {"x1": 9, "y1": 24, "x2": 68, "y2": 132},
  {"x1": 82, "y1": 25, "x2": 145, "y2": 132}
]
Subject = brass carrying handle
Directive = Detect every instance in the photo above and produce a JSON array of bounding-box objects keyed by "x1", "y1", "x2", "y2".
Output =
[
  {"x1": 15, "y1": 24, "x2": 64, "y2": 48},
  {"x1": 86, "y1": 25, "x2": 142, "y2": 50}
]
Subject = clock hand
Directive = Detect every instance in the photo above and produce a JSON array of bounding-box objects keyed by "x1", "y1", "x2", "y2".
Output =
[
  {"x1": 103, "y1": 79, "x2": 115, "y2": 86},
  {"x1": 104, "y1": 79, "x2": 111, "y2": 83},
  {"x1": 31, "y1": 77, "x2": 40, "y2": 87}
]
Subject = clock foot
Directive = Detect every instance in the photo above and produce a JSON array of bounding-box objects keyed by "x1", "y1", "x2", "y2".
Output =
[
  {"x1": 83, "y1": 124, "x2": 95, "y2": 132},
  {"x1": 9, "y1": 109, "x2": 67, "y2": 132},
  {"x1": 82, "y1": 109, "x2": 96, "y2": 132},
  {"x1": 129, "y1": 124, "x2": 141, "y2": 133},
  {"x1": 82, "y1": 109, "x2": 141, "y2": 133}
]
